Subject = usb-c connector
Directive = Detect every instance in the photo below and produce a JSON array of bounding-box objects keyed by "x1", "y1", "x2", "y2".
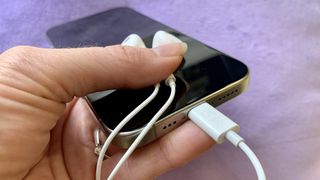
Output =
[{"x1": 188, "y1": 102, "x2": 266, "y2": 180}]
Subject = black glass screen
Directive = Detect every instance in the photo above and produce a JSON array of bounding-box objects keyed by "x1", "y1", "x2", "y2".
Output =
[{"x1": 47, "y1": 8, "x2": 248, "y2": 131}]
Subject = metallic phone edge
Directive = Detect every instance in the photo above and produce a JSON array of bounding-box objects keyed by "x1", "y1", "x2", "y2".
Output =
[{"x1": 85, "y1": 71, "x2": 249, "y2": 149}]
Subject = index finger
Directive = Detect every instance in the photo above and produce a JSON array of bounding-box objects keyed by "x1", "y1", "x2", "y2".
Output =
[{"x1": 0, "y1": 44, "x2": 185, "y2": 103}]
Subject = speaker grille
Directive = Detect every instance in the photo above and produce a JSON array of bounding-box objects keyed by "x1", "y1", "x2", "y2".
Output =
[{"x1": 208, "y1": 88, "x2": 240, "y2": 106}]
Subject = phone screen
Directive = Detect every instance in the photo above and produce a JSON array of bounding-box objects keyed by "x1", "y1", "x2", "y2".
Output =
[{"x1": 47, "y1": 8, "x2": 248, "y2": 132}]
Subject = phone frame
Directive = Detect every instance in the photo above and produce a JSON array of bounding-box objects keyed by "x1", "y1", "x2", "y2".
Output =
[
  {"x1": 86, "y1": 71, "x2": 249, "y2": 149},
  {"x1": 46, "y1": 7, "x2": 250, "y2": 149}
]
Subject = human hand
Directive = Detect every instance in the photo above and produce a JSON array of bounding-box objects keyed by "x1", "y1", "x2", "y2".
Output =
[{"x1": 0, "y1": 44, "x2": 214, "y2": 180}]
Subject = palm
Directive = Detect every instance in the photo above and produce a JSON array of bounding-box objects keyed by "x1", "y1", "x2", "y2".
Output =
[
  {"x1": 2, "y1": 95, "x2": 214, "y2": 180},
  {"x1": 20, "y1": 99, "x2": 103, "y2": 180}
]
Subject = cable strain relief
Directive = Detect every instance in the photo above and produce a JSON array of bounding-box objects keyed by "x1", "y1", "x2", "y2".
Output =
[
  {"x1": 165, "y1": 74, "x2": 176, "y2": 86},
  {"x1": 225, "y1": 131, "x2": 244, "y2": 147}
]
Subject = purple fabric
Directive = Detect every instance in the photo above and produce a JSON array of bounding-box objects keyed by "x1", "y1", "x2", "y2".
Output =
[{"x1": 1, "y1": 0, "x2": 320, "y2": 179}]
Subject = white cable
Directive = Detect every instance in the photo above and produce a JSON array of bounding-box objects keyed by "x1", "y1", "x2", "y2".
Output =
[
  {"x1": 108, "y1": 79, "x2": 176, "y2": 180},
  {"x1": 97, "y1": 31, "x2": 183, "y2": 179},
  {"x1": 188, "y1": 103, "x2": 266, "y2": 180},
  {"x1": 225, "y1": 131, "x2": 266, "y2": 180},
  {"x1": 239, "y1": 142, "x2": 265, "y2": 180},
  {"x1": 95, "y1": 84, "x2": 160, "y2": 180},
  {"x1": 107, "y1": 30, "x2": 181, "y2": 179},
  {"x1": 96, "y1": 34, "x2": 158, "y2": 180}
]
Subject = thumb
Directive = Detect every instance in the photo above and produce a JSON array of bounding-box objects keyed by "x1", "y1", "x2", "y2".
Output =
[{"x1": 0, "y1": 43, "x2": 186, "y2": 102}]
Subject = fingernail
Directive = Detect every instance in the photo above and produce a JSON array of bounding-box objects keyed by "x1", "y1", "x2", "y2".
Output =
[{"x1": 152, "y1": 42, "x2": 188, "y2": 57}]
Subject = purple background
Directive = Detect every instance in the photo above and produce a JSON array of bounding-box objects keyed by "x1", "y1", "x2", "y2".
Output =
[{"x1": 1, "y1": 0, "x2": 320, "y2": 179}]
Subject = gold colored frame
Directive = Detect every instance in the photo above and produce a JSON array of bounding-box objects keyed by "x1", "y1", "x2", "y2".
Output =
[{"x1": 85, "y1": 70, "x2": 249, "y2": 149}]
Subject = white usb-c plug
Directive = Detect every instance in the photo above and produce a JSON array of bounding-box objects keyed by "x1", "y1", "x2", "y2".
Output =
[{"x1": 188, "y1": 103, "x2": 266, "y2": 180}]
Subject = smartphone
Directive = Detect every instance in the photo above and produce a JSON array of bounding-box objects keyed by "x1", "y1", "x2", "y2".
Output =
[{"x1": 47, "y1": 7, "x2": 249, "y2": 148}]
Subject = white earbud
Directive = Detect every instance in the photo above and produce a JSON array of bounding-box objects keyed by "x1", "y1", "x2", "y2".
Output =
[
  {"x1": 152, "y1": 30, "x2": 186, "y2": 85},
  {"x1": 98, "y1": 32, "x2": 183, "y2": 180},
  {"x1": 152, "y1": 30, "x2": 184, "y2": 47},
  {"x1": 121, "y1": 34, "x2": 146, "y2": 48}
]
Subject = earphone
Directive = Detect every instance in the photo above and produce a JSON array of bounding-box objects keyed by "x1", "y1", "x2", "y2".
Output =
[
  {"x1": 106, "y1": 31, "x2": 182, "y2": 179},
  {"x1": 96, "y1": 32, "x2": 180, "y2": 180},
  {"x1": 96, "y1": 33, "x2": 160, "y2": 180},
  {"x1": 95, "y1": 31, "x2": 265, "y2": 180}
]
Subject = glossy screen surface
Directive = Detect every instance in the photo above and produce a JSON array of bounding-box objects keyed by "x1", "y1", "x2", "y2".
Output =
[{"x1": 47, "y1": 8, "x2": 248, "y2": 131}]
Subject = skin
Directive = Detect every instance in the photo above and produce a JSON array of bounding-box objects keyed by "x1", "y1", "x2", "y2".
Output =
[{"x1": 0, "y1": 44, "x2": 214, "y2": 180}]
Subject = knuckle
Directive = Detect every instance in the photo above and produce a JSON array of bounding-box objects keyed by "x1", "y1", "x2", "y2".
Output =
[
  {"x1": 111, "y1": 45, "x2": 148, "y2": 88},
  {"x1": 2, "y1": 46, "x2": 33, "y2": 63},
  {"x1": 4, "y1": 46, "x2": 38, "y2": 59},
  {"x1": 0, "y1": 46, "x2": 39, "y2": 72},
  {"x1": 115, "y1": 45, "x2": 145, "y2": 67}
]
